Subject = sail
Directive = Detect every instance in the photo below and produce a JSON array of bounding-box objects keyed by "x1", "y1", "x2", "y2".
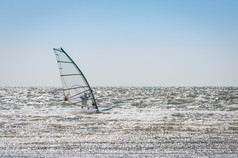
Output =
[{"x1": 53, "y1": 48, "x2": 98, "y2": 111}]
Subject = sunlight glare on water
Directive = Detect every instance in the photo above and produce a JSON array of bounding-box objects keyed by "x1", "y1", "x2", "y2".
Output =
[{"x1": 0, "y1": 87, "x2": 238, "y2": 157}]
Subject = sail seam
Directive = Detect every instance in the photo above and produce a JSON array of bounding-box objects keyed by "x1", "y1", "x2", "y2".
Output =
[
  {"x1": 60, "y1": 74, "x2": 82, "y2": 77},
  {"x1": 58, "y1": 61, "x2": 73, "y2": 63},
  {"x1": 63, "y1": 86, "x2": 88, "y2": 91}
]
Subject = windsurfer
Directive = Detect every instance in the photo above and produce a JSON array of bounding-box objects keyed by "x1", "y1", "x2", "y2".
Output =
[{"x1": 80, "y1": 92, "x2": 90, "y2": 106}]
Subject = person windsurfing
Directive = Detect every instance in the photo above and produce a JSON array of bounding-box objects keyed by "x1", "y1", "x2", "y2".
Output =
[{"x1": 80, "y1": 92, "x2": 90, "y2": 106}]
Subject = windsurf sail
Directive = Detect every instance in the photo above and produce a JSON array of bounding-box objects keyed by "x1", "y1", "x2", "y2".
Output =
[{"x1": 53, "y1": 48, "x2": 99, "y2": 112}]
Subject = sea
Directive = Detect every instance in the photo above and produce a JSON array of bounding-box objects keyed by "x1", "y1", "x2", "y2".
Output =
[{"x1": 0, "y1": 87, "x2": 238, "y2": 157}]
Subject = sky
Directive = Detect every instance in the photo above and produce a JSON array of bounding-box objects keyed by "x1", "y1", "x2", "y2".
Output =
[{"x1": 0, "y1": 0, "x2": 238, "y2": 87}]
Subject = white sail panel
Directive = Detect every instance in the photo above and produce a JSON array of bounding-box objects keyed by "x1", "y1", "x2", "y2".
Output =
[{"x1": 53, "y1": 48, "x2": 98, "y2": 111}]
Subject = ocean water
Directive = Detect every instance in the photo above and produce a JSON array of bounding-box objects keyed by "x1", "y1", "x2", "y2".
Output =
[{"x1": 0, "y1": 87, "x2": 238, "y2": 157}]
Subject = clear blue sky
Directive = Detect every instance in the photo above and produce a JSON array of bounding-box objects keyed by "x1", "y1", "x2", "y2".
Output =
[{"x1": 0, "y1": 0, "x2": 237, "y2": 87}]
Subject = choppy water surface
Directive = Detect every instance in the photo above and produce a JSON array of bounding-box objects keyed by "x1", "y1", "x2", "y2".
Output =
[{"x1": 0, "y1": 87, "x2": 238, "y2": 157}]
